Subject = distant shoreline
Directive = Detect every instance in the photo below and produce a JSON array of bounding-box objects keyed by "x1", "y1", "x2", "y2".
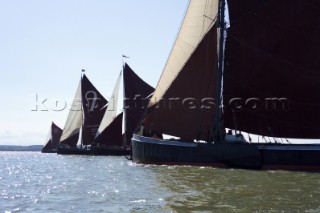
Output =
[{"x1": 0, "y1": 145, "x2": 42, "y2": 152}]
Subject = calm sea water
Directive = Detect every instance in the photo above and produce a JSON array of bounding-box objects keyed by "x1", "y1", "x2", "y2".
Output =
[{"x1": 1, "y1": 152, "x2": 320, "y2": 213}]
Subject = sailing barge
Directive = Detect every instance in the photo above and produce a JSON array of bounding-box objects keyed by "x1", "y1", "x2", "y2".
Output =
[
  {"x1": 132, "y1": 0, "x2": 320, "y2": 171},
  {"x1": 92, "y1": 63, "x2": 154, "y2": 155},
  {"x1": 57, "y1": 74, "x2": 107, "y2": 155},
  {"x1": 41, "y1": 122, "x2": 62, "y2": 153}
]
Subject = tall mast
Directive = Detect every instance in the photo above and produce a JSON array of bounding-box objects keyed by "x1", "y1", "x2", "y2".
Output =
[
  {"x1": 211, "y1": 0, "x2": 226, "y2": 142},
  {"x1": 80, "y1": 69, "x2": 85, "y2": 148},
  {"x1": 122, "y1": 64, "x2": 127, "y2": 147}
]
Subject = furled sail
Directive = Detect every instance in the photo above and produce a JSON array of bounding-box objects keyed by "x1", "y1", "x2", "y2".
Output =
[
  {"x1": 42, "y1": 122, "x2": 62, "y2": 152},
  {"x1": 81, "y1": 74, "x2": 108, "y2": 145},
  {"x1": 60, "y1": 80, "x2": 83, "y2": 147},
  {"x1": 123, "y1": 63, "x2": 154, "y2": 145},
  {"x1": 94, "y1": 112, "x2": 123, "y2": 146},
  {"x1": 223, "y1": 0, "x2": 320, "y2": 139},
  {"x1": 95, "y1": 72, "x2": 122, "y2": 139},
  {"x1": 143, "y1": 0, "x2": 219, "y2": 141}
]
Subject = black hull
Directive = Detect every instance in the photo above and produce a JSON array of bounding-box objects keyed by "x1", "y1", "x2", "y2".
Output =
[
  {"x1": 41, "y1": 149, "x2": 57, "y2": 153},
  {"x1": 132, "y1": 135, "x2": 320, "y2": 171},
  {"x1": 57, "y1": 147, "x2": 91, "y2": 155},
  {"x1": 91, "y1": 146, "x2": 130, "y2": 156}
]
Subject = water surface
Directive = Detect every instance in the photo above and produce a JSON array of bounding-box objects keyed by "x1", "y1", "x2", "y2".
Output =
[{"x1": 1, "y1": 152, "x2": 319, "y2": 212}]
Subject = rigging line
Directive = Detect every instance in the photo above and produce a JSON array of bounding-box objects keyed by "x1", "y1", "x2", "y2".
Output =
[
  {"x1": 229, "y1": 0, "x2": 277, "y2": 24},
  {"x1": 228, "y1": 34, "x2": 320, "y2": 78}
]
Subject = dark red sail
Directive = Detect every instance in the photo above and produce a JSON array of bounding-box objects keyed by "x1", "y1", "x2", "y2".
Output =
[
  {"x1": 81, "y1": 74, "x2": 108, "y2": 145},
  {"x1": 42, "y1": 122, "x2": 63, "y2": 152},
  {"x1": 123, "y1": 64, "x2": 154, "y2": 145},
  {"x1": 223, "y1": 0, "x2": 320, "y2": 138},
  {"x1": 143, "y1": 25, "x2": 219, "y2": 141},
  {"x1": 94, "y1": 112, "x2": 123, "y2": 146}
]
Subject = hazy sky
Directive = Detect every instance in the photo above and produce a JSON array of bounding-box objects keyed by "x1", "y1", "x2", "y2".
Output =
[{"x1": 0, "y1": 0, "x2": 189, "y2": 145}]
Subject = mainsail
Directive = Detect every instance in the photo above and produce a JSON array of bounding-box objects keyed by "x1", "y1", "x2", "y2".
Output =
[
  {"x1": 42, "y1": 122, "x2": 62, "y2": 152},
  {"x1": 93, "y1": 64, "x2": 154, "y2": 147},
  {"x1": 223, "y1": 0, "x2": 320, "y2": 139},
  {"x1": 144, "y1": 0, "x2": 320, "y2": 141},
  {"x1": 60, "y1": 74, "x2": 107, "y2": 147},
  {"x1": 81, "y1": 75, "x2": 108, "y2": 145},
  {"x1": 144, "y1": 0, "x2": 219, "y2": 141},
  {"x1": 123, "y1": 63, "x2": 154, "y2": 145}
]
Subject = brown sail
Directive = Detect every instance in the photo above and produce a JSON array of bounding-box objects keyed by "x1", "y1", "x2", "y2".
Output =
[
  {"x1": 223, "y1": 0, "x2": 320, "y2": 139},
  {"x1": 59, "y1": 74, "x2": 107, "y2": 147},
  {"x1": 131, "y1": 0, "x2": 320, "y2": 171},
  {"x1": 123, "y1": 63, "x2": 154, "y2": 145},
  {"x1": 140, "y1": 0, "x2": 219, "y2": 141},
  {"x1": 81, "y1": 74, "x2": 108, "y2": 145},
  {"x1": 42, "y1": 122, "x2": 62, "y2": 153},
  {"x1": 94, "y1": 112, "x2": 123, "y2": 146}
]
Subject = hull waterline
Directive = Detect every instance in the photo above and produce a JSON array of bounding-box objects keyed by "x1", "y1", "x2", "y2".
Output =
[
  {"x1": 41, "y1": 149, "x2": 57, "y2": 153},
  {"x1": 57, "y1": 147, "x2": 91, "y2": 155},
  {"x1": 132, "y1": 134, "x2": 320, "y2": 171},
  {"x1": 91, "y1": 146, "x2": 130, "y2": 156}
]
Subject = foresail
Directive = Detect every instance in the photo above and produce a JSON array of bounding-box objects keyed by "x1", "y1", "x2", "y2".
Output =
[
  {"x1": 95, "y1": 72, "x2": 121, "y2": 139},
  {"x1": 149, "y1": 0, "x2": 218, "y2": 107},
  {"x1": 60, "y1": 81, "x2": 82, "y2": 147},
  {"x1": 81, "y1": 74, "x2": 108, "y2": 145},
  {"x1": 223, "y1": 0, "x2": 320, "y2": 139}
]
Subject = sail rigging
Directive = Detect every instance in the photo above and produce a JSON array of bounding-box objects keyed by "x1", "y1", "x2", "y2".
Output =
[
  {"x1": 42, "y1": 122, "x2": 62, "y2": 152},
  {"x1": 92, "y1": 64, "x2": 154, "y2": 148},
  {"x1": 81, "y1": 75, "x2": 108, "y2": 145},
  {"x1": 123, "y1": 63, "x2": 154, "y2": 145},
  {"x1": 59, "y1": 74, "x2": 107, "y2": 147},
  {"x1": 131, "y1": 0, "x2": 320, "y2": 171},
  {"x1": 143, "y1": 0, "x2": 219, "y2": 141}
]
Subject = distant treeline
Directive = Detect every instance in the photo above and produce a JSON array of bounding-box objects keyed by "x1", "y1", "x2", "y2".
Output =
[{"x1": 0, "y1": 145, "x2": 42, "y2": 151}]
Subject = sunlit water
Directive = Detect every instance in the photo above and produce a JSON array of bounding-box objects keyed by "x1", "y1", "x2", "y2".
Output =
[{"x1": 1, "y1": 152, "x2": 320, "y2": 212}]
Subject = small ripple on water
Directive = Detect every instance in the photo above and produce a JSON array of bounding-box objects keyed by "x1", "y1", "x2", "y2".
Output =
[{"x1": 1, "y1": 152, "x2": 320, "y2": 212}]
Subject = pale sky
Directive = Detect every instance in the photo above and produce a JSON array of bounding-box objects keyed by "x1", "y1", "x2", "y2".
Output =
[{"x1": 0, "y1": 0, "x2": 189, "y2": 145}]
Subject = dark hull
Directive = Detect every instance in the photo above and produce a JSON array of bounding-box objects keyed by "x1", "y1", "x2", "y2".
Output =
[
  {"x1": 41, "y1": 149, "x2": 57, "y2": 153},
  {"x1": 132, "y1": 135, "x2": 320, "y2": 171},
  {"x1": 91, "y1": 146, "x2": 130, "y2": 156},
  {"x1": 57, "y1": 147, "x2": 91, "y2": 155}
]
